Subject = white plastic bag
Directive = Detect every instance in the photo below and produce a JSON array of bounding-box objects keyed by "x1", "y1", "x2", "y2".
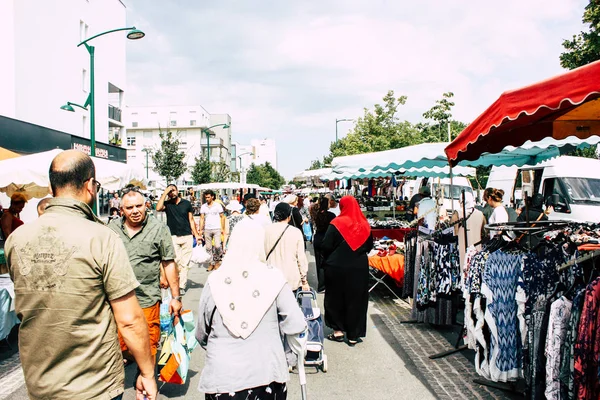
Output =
[{"x1": 191, "y1": 245, "x2": 211, "y2": 264}]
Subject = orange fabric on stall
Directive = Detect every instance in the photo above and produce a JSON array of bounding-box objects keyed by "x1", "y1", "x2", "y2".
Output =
[{"x1": 369, "y1": 254, "x2": 405, "y2": 287}]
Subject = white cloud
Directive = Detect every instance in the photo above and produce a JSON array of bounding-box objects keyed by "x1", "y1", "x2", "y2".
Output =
[{"x1": 125, "y1": 0, "x2": 588, "y2": 179}]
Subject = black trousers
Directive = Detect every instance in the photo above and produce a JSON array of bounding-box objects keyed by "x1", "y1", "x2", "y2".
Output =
[{"x1": 205, "y1": 381, "x2": 287, "y2": 400}]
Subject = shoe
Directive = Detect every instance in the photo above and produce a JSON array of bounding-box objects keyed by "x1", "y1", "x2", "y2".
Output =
[
  {"x1": 326, "y1": 333, "x2": 344, "y2": 342},
  {"x1": 347, "y1": 338, "x2": 362, "y2": 347}
]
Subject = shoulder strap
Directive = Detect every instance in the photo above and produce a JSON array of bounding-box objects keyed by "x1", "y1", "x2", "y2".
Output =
[
  {"x1": 267, "y1": 225, "x2": 290, "y2": 260},
  {"x1": 205, "y1": 305, "x2": 218, "y2": 338}
]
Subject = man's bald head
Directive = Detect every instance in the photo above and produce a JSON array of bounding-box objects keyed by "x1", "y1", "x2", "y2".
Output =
[{"x1": 49, "y1": 150, "x2": 95, "y2": 195}]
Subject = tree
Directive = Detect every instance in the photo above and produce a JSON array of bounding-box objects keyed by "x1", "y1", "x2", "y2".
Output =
[
  {"x1": 211, "y1": 161, "x2": 231, "y2": 182},
  {"x1": 327, "y1": 90, "x2": 420, "y2": 159},
  {"x1": 307, "y1": 159, "x2": 324, "y2": 170},
  {"x1": 560, "y1": 1, "x2": 600, "y2": 69},
  {"x1": 190, "y1": 156, "x2": 212, "y2": 184},
  {"x1": 418, "y1": 92, "x2": 464, "y2": 142},
  {"x1": 246, "y1": 162, "x2": 286, "y2": 189},
  {"x1": 152, "y1": 128, "x2": 186, "y2": 184}
]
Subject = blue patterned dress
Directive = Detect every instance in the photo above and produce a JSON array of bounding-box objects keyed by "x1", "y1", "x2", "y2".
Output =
[{"x1": 481, "y1": 250, "x2": 525, "y2": 382}]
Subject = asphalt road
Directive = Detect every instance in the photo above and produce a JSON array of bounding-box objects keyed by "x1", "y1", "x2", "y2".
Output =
[{"x1": 1, "y1": 243, "x2": 436, "y2": 400}]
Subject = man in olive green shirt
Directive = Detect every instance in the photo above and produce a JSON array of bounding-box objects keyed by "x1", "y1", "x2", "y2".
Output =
[
  {"x1": 5, "y1": 150, "x2": 157, "y2": 400},
  {"x1": 109, "y1": 186, "x2": 182, "y2": 363}
]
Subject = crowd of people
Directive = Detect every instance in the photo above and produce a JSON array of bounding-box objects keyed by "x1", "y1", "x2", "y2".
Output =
[{"x1": 1, "y1": 150, "x2": 374, "y2": 400}]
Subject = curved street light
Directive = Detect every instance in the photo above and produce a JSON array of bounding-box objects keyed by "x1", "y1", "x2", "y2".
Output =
[
  {"x1": 335, "y1": 118, "x2": 353, "y2": 142},
  {"x1": 201, "y1": 123, "x2": 230, "y2": 161},
  {"x1": 237, "y1": 152, "x2": 254, "y2": 184},
  {"x1": 61, "y1": 26, "x2": 145, "y2": 158}
]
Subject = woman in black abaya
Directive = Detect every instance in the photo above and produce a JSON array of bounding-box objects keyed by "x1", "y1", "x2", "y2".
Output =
[
  {"x1": 312, "y1": 198, "x2": 336, "y2": 293},
  {"x1": 322, "y1": 196, "x2": 373, "y2": 346}
]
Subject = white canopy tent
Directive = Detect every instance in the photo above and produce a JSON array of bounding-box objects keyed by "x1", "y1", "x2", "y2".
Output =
[
  {"x1": 0, "y1": 149, "x2": 146, "y2": 200},
  {"x1": 193, "y1": 182, "x2": 270, "y2": 191},
  {"x1": 0, "y1": 149, "x2": 146, "y2": 222}
]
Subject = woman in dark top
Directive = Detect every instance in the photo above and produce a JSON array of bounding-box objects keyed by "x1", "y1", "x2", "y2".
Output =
[
  {"x1": 517, "y1": 194, "x2": 548, "y2": 223},
  {"x1": 313, "y1": 198, "x2": 336, "y2": 292},
  {"x1": 285, "y1": 195, "x2": 306, "y2": 240},
  {"x1": 321, "y1": 196, "x2": 373, "y2": 346},
  {"x1": 517, "y1": 194, "x2": 549, "y2": 247}
]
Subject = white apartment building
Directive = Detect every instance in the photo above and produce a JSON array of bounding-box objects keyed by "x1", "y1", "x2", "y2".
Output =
[
  {"x1": 124, "y1": 105, "x2": 232, "y2": 184},
  {"x1": 0, "y1": 0, "x2": 128, "y2": 149},
  {"x1": 251, "y1": 139, "x2": 278, "y2": 170}
]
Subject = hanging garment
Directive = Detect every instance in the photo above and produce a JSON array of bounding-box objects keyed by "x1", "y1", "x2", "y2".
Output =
[
  {"x1": 573, "y1": 277, "x2": 600, "y2": 400},
  {"x1": 480, "y1": 250, "x2": 525, "y2": 382},
  {"x1": 544, "y1": 296, "x2": 572, "y2": 400},
  {"x1": 559, "y1": 289, "x2": 586, "y2": 400}
]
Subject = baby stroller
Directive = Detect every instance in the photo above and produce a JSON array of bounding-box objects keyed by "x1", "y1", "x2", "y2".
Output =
[{"x1": 296, "y1": 289, "x2": 328, "y2": 372}]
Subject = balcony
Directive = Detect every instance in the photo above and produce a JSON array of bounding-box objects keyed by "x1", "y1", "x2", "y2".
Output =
[{"x1": 108, "y1": 105, "x2": 122, "y2": 122}]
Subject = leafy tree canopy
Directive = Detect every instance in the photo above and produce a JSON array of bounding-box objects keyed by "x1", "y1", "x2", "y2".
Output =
[
  {"x1": 246, "y1": 162, "x2": 286, "y2": 190},
  {"x1": 152, "y1": 129, "x2": 186, "y2": 184},
  {"x1": 560, "y1": 1, "x2": 600, "y2": 69},
  {"x1": 190, "y1": 156, "x2": 212, "y2": 185}
]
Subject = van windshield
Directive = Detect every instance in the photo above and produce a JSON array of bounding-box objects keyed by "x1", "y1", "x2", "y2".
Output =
[
  {"x1": 432, "y1": 184, "x2": 473, "y2": 200},
  {"x1": 560, "y1": 177, "x2": 600, "y2": 203}
]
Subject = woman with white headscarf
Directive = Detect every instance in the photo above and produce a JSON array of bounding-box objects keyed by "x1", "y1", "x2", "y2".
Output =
[
  {"x1": 451, "y1": 191, "x2": 486, "y2": 272},
  {"x1": 196, "y1": 217, "x2": 306, "y2": 399}
]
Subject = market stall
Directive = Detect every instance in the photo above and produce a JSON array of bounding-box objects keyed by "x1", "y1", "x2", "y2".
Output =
[
  {"x1": 0, "y1": 149, "x2": 146, "y2": 221},
  {"x1": 438, "y1": 61, "x2": 600, "y2": 397}
]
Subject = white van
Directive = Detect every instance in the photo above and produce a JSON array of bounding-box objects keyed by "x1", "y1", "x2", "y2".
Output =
[
  {"x1": 412, "y1": 176, "x2": 474, "y2": 213},
  {"x1": 486, "y1": 156, "x2": 600, "y2": 223}
]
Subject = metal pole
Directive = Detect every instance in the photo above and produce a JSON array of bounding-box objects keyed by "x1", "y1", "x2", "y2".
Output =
[
  {"x1": 447, "y1": 121, "x2": 451, "y2": 142},
  {"x1": 88, "y1": 44, "x2": 97, "y2": 215},
  {"x1": 89, "y1": 45, "x2": 95, "y2": 158},
  {"x1": 206, "y1": 130, "x2": 211, "y2": 161},
  {"x1": 462, "y1": 189, "x2": 468, "y2": 248},
  {"x1": 450, "y1": 165, "x2": 454, "y2": 215},
  {"x1": 145, "y1": 150, "x2": 149, "y2": 179}
]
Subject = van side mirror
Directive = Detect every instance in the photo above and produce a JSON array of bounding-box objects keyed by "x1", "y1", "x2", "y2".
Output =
[
  {"x1": 546, "y1": 194, "x2": 570, "y2": 213},
  {"x1": 546, "y1": 194, "x2": 561, "y2": 207}
]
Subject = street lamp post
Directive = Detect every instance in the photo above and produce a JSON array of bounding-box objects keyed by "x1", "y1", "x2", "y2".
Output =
[
  {"x1": 201, "y1": 123, "x2": 230, "y2": 162},
  {"x1": 61, "y1": 27, "x2": 145, "y2": 158},
  {"x1": 141, "y1": 148, "x2": 152, "y2": 179},
  {"x1": 335, "y1": 118, "x2": 353, "y2": 143},
  {"x1": 236, "y1": 151, "x2": 254, "y2": 184}
]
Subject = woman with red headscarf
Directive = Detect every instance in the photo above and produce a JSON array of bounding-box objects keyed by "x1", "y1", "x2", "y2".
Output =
[{"x1": 321, "y1": 196, "x2": 373, "y2": 346}]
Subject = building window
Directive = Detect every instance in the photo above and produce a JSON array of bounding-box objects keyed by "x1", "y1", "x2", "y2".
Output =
[
  {"x1": 151, "y1": 111, "x2": 157, "y2": 115},
  {"x1": 170, "y1": 120, "x2": 177, "y2": 127},
  {"x1": 132, "y1": 122, "x2": 138, "y2": 127},
  {"x1": 127, "y1": 135, "x2": 136, "y2": 146},
  {"x1": 190, "y1": 120, "x2": 196, "y2": 126},
  {"x1": 82, "y1": 69, "x2": 88, "y2": 92}
]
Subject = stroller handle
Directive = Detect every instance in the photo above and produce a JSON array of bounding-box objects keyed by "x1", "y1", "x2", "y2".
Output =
[{"x1": 295, "y1": 288, "x2": 317, "y2": 300}]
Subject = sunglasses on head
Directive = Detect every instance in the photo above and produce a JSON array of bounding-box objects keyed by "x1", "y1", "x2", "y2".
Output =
[{"x1": 122, "y1": 186, "x2": 141, "y2": 194}]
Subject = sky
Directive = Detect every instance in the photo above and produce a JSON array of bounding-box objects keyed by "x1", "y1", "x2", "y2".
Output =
[{"x1": 124, "y1": 0, "x2": 588, "y2": 180}]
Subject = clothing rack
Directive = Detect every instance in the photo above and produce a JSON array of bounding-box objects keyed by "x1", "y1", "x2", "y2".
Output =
[{"x1": 557, "y1": 249, "x2": 600, "y2": 271}]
